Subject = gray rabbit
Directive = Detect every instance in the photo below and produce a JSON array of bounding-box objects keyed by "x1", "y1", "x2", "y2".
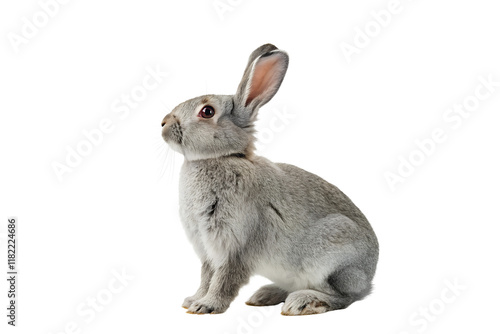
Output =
[{"x1": 161, "y1": 44, "x2": 379, "y2": 315}]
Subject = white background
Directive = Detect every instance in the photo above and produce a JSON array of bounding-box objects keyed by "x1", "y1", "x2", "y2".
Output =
[{"x1": 1, "y1": 0, "x2": 499, "y2": 333}]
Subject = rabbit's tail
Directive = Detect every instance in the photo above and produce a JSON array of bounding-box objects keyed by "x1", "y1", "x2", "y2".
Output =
[{"x1": 326, "y1": 266, "x2": 374, "y2": 307}]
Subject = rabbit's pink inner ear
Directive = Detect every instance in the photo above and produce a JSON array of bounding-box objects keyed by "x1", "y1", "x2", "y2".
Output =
[{"x1": 246, "y1": 54, "x2": 283, "y2": 107}]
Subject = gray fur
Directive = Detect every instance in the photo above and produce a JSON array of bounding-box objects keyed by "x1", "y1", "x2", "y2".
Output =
[
  {"x1": 161, "y1": 44, "x2": 379, "y2": 315},
  {"x1": 246, "y1": 284, "x2": 289, "y2": 306}
]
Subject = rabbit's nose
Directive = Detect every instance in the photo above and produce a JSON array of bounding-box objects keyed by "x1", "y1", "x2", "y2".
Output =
[
  {"x1": 161, "y1": 113, "x2": 178, "y2": 127},
  {"x1": 161, "y1": 114, "x2": 172, "y2": 127}
]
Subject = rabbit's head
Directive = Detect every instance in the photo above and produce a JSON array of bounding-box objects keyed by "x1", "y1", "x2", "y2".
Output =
[{"x1": 161, "y1": 44, "x2": 288, "y2": 160}]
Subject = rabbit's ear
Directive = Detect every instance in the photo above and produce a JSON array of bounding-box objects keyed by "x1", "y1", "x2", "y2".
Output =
[{"x1": 235, "y1": 44, "x2": 289, "y2": 112}]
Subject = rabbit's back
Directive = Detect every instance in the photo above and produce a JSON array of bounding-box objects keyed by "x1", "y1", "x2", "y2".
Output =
[
  {"x1": 255, "y1": 162, "x2": 378, "y2": 289},
  {"x1": 275, "y1": 162, "x2": 373, "y2": 230}
]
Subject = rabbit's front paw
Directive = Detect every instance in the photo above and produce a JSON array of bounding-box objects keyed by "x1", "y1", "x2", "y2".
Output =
[
  {"x1": 186, "y1": 298, "x2": 227, "y2": 314},
  {"x1": 182, "y1": 296, "x2": 197, "y2": 309}
]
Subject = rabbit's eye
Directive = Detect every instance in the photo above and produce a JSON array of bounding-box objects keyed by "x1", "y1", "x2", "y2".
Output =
[{"x1": 199, "y1": 105, "x2": 215, "y2": 119}]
